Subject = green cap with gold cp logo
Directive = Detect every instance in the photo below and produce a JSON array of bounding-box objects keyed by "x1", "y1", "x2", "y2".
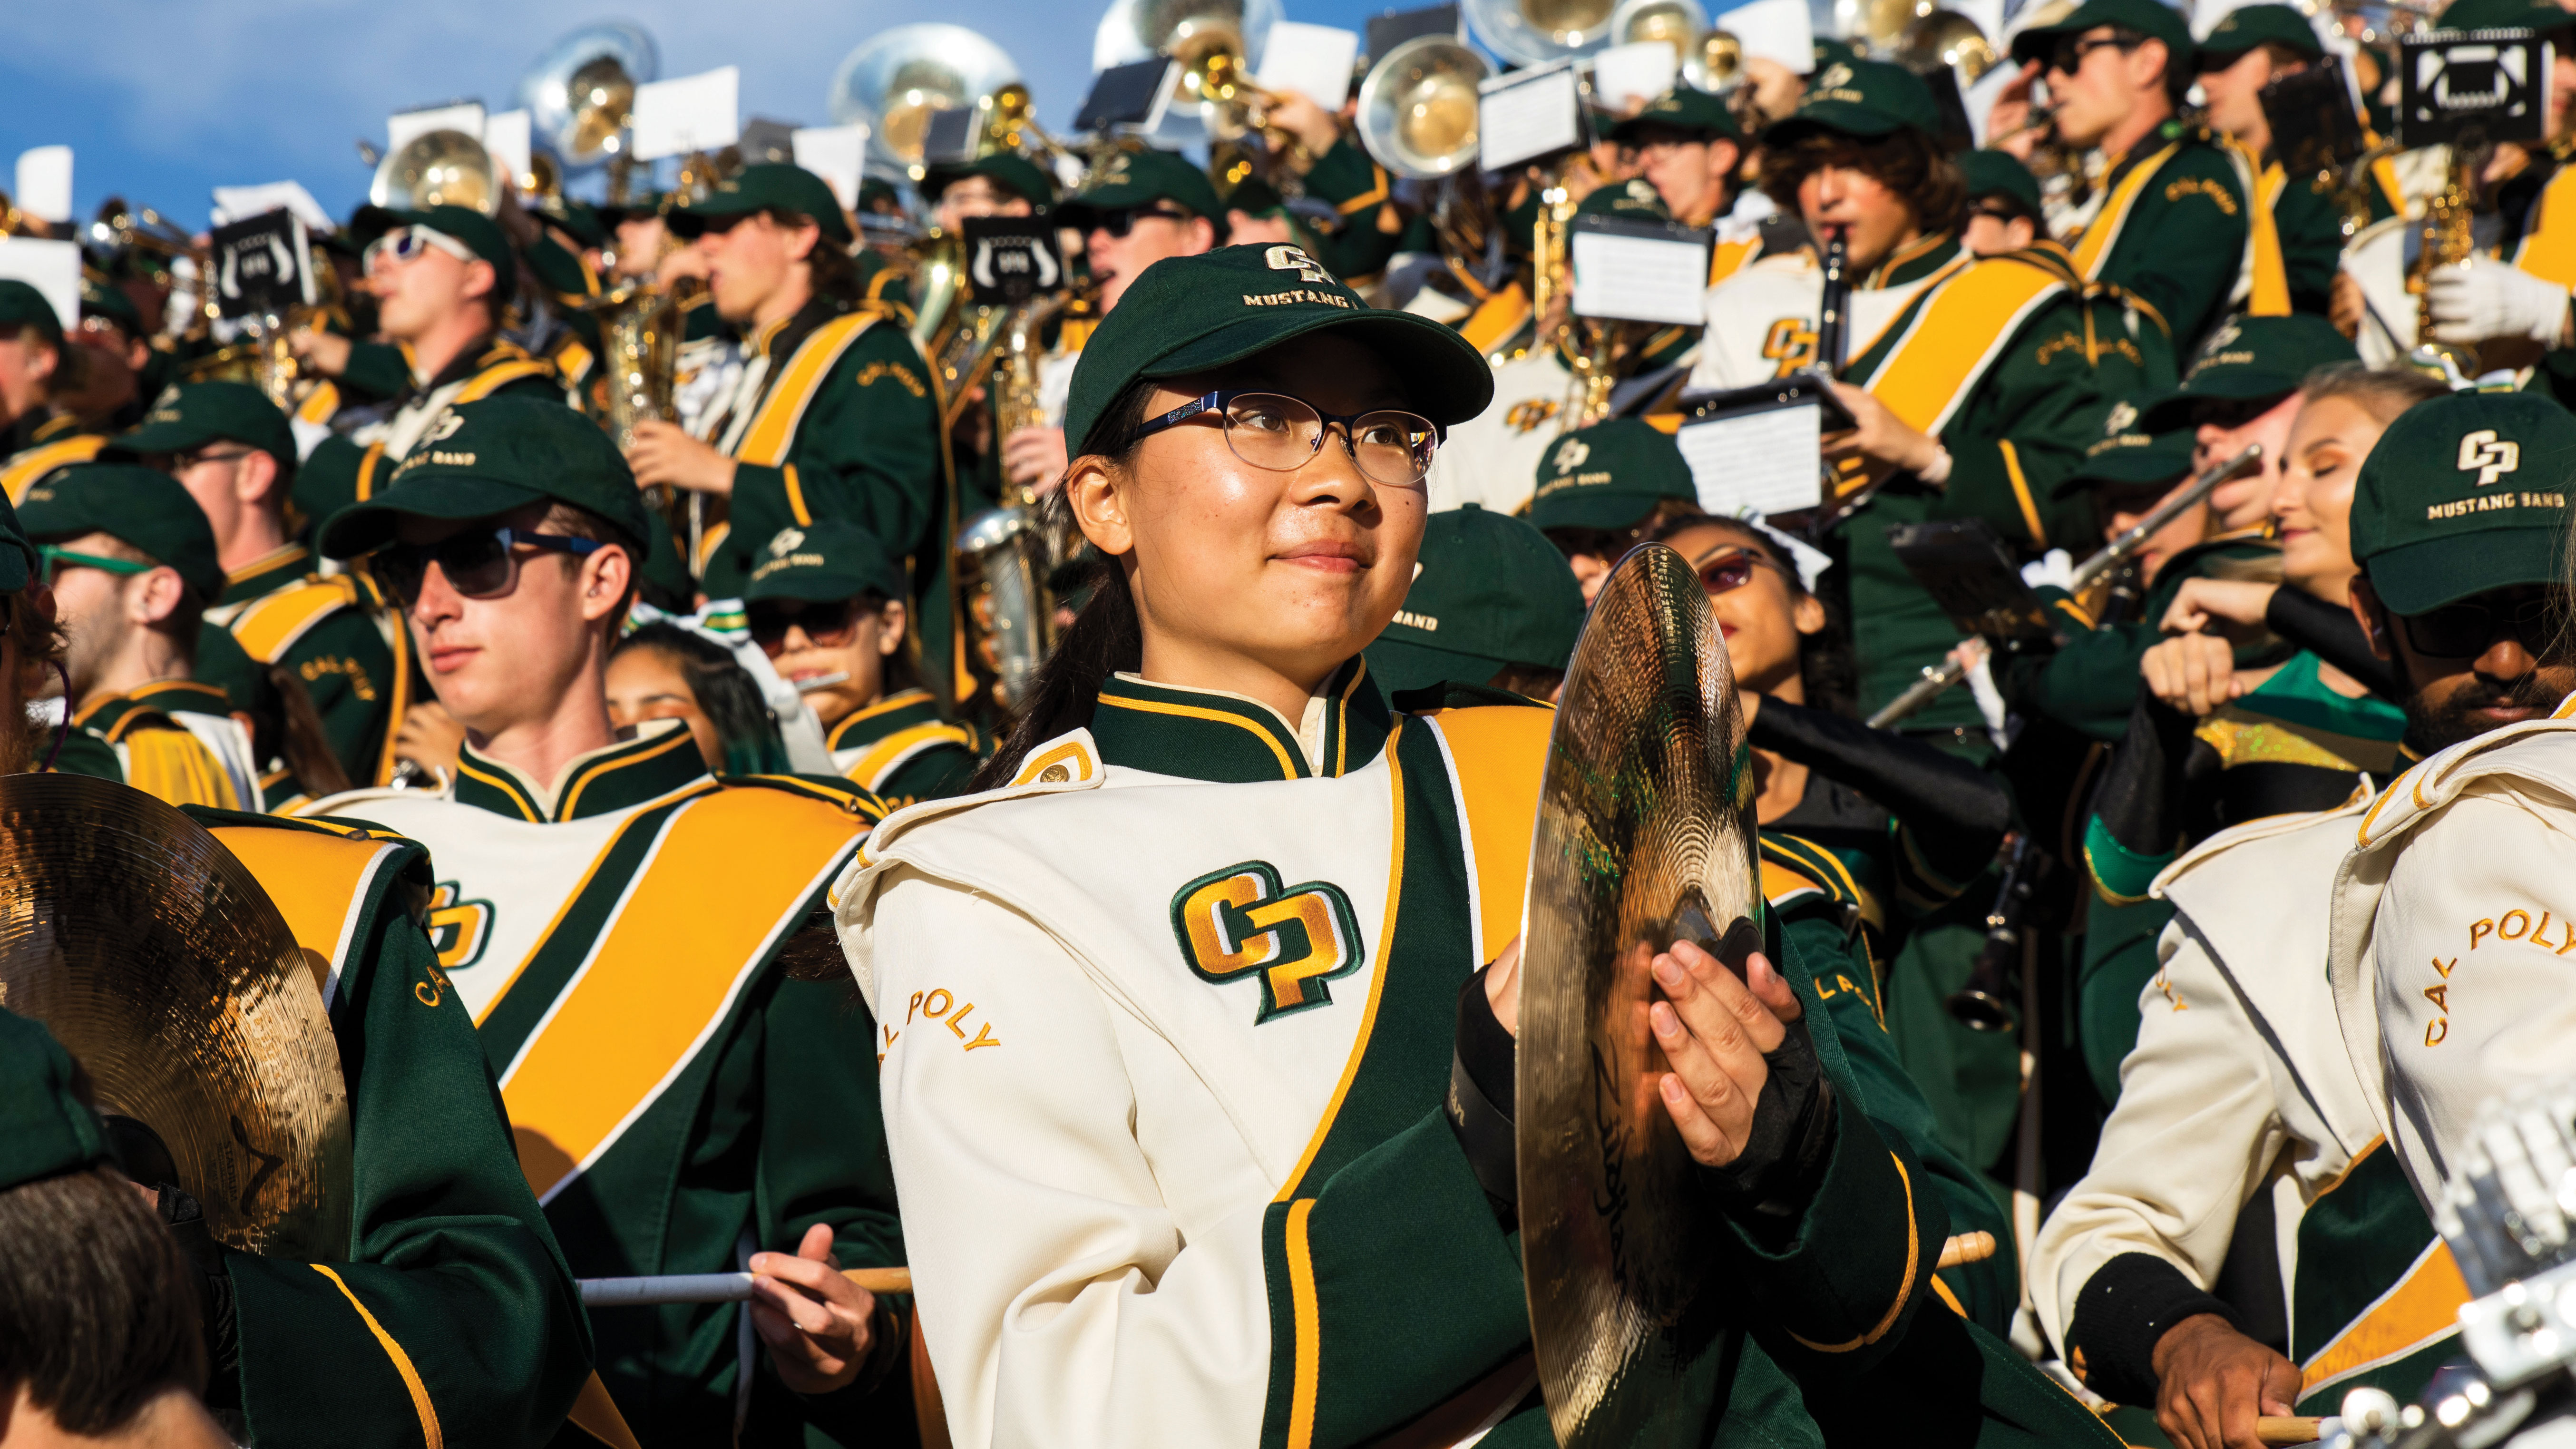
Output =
[
  {"x1": 1366, "y1": 504, "x2": 1585, "y2": 695},
  {"x1": 1527, "y1": 418, "x2": 1698, "y2": 531},
  {"x1": 1764, "y1": 58, "x2": 1943, "y2": 145},
  {"x1": 1060, "y1": 243, "x2": 1494, "y2": 457},
  {"x1": 316, "y1": 396, "x2": 652, "y2": 560},
  {"x1": 744, "y1": 519, "x2": 907, "y2": 604},
  {"x1": 2351, "y1": 391, "x2": 2575, "y2": 615},
  {"x1": 668, "y1": 163, "x2": 854, "y2": 246}
]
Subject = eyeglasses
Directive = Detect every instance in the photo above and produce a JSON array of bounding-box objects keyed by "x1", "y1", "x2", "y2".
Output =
[
  {"x1": 38, "y1": 546, "x2": 156, "y2": 584},
  {"x1": 362, "y1": 225, "x2": 477, "y2": 275},
  {"x1": 2046, "y1": 33, "x2": 2139, "y2": 75},
  {"x1": 2398, "y1": 594, "x2": 2562, "y2": 659},
  {"x1": 1691, "y1": 546, "x2": 1785, "y2": 596},
  {"x1": 373, "y1": 527, "x2": 604, "y2": 607},
  {"x1": 1121, "y1": 390, "x2": 1441, "y2": 487},
  {"x1": 1088, "y1": 206, "x2": 1192, "y2": 239},
  {"x1": 747, "y1": 598, "x2": 866, "y2": 655}
]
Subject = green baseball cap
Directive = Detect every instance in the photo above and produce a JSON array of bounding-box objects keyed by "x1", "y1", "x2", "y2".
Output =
[
  {"x1": 1813, "y1": 38, "x2": 1863, "y2": 69},
  {"x1": 2009, "y1": 0, "x2": 2195, "y2": 70},
  {"x1": 1366, "y1": 503, "x2": 1585, "y2": 694},
  {"x1": 923, "y1": 153, "x2": 1060, "y2": 209},
  {"x1": 2060, "y1": 417, "x2": 2195, "y2": 495},
  {"x1": 743, "y1": 519, "x2": 907, "y2": 603},
  {"x1": 2436, "y1": 0, "x2": 2574, "y2": 30},
  {"x1": 1765, "y1": 58, "x2": 1944, "y2": 145},
  {"x1": 1059, "y1": 148, "x2": 1226, "y2": 228},
  {"x1": 2139, "y1": 313, "x2": 2358, "y2": 430},
  {"x1": 111, "y1": 382, "x2": 297, "y2": 479},
  {"x1": 523, "y1": 233, "x2": 597, "y2": 300},
  {"x1": 1958, "y1": 148, "x2": 2044, "y2": 217},
  {"x1": 352, "y1": 204, "x2": 520, "y2": 298},
  {"x1": 79, "y1": 274, "x2": 143, "y2": 336},
  {"x1": 317, "y1": 396, "x2": 651, "y2": 560},
  {"x1": 542, "y1": 199, "x2": 611, "y2": 249},
  {"x1": 21, "y1": 462, "x2": 226, "y2": 600},
  {"x1": 1528, "y1": 418, "x2": 1698, "y2": 531},
  {"x1": 2351, "y1": 391, "x2": 2575, "y2": 615},
  {"x1": 0, "y1": 280, "x2": 64, "y2": 349},
  {"x1": 2196, "y1": 4, "x2": 2323, "y2": 63},
  {"x1": 1575, "y1": 176, "x2": 1674, "y2": 221},
  {"x1": 669, "y1": 164, "x2": 855, "y2": 246},
  {"x1": 1060, "y1": 243, "x2": 1494, "y2": 456},
  {"x1": 1607, "y1": 87, "x2": 1744, "y2": 143},
  {"x1": 0, "y1": 1007, "x2": 107, "y2": 1193},
  {"x1": 1225, "y1": 176, "x2": 1288, "y2": 219}
]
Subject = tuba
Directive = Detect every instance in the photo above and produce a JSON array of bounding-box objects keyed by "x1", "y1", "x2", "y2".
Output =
[
  {"x1": 1892, "y1": 8, "x2": 1997, "y2": 81},
  {"x1": 520, "y1": 20, "x2": 660, "y2": 196},
  {"x1": 369, "y1": 129, "x2": 502, "y2": 215},
  {"x1": 827, "y1": 23, "x2": 1025, "y2": 179},
  {"x1": 1467, "y1": 0, "x2": 1619, "y2": 65},
  {"x1": 956, "y1": 292, "x2": 1079, "y2": 713}
]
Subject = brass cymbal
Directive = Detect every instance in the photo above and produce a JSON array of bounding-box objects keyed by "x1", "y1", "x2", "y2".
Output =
[
  {"x1": 0, "y1": 773, "x2": 349, "y2": 1259},
  {"x1": 1518, "y1": 541, "x2": 1762, "y2": 1449}
]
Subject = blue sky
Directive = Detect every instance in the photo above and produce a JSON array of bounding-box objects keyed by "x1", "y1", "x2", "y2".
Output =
[{"x1": 0, "y1": 0, "x2": 1404, "y2": 232}]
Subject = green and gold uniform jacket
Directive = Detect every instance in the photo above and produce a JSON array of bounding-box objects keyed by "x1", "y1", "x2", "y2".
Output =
[
  {"x1": 2268, "y1": 154, "x2": 2403, "y2": 317},
  {"x1": 1295, "y1": 138, "x2": 1406, "y2": 284},
  {"x1": 51, "y1": 679, "x2": 260, "y2": 812},
  {"x1": 843, "y1": 665, "x2": 2120, "y2": 1449},
  {"x1": 0, "y1": 410, "x2": 106, "y2": 504},
  {"x1": 182, "y1": 804, "x2": 595, "y2": 1447},
  {"x1": 335, "y1": 334, "x2": 564, "y2": 460},
  {"x1": 698, "y1": 299, "x2": 945, "y2": 635},
  {"x1": 301, "y1": 724, "x2": 912, "y2": 1447},
  {"x1": 198, "y1": 542, "x2": 400, "y2": 793},
  {"x1": 2059, "y1": 123, "x2": 2254, "y2": 363},
  {"x1": 824, "y1": 687, "x2": 979, "y2": 809},
  {"x1": 2003, "y1": 530, "x2": 2284, "y2": 745}
]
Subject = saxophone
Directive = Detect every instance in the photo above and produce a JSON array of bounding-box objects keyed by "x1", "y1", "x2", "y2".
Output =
[
  {"x1": 2408, "y1": 147, "x2": 2480, "y2": 376},
  {"x1": 956, "y1": 290, "x2": 1077, "y2": 712}
]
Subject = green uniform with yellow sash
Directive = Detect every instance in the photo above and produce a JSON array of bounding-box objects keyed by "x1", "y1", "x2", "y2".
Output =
[{"x1": 198, "y1": 544, "x2": 400, "y2": 796}]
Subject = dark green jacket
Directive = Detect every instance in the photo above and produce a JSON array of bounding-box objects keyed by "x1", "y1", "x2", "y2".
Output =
[
  {"x1": 2072, "y1": 125, "x2": 2253, "y2": 361},
  {"x1": 824, "y1": 686, "x2": 980, "y2": 808},
  {"x1": 198, "y1": 543, "x2": 399, "y2": 791}
]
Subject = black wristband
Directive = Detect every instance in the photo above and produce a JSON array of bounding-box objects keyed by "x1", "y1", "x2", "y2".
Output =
[
  {"x1": 1445, "y1": 964, "x2": 1519, "y2": 1217},
  {"x1": 159, "y1": 1184, "x2": 241, "y2": 1409},
  {"x1": 2067, "y1": 1252, "x2": 2240, "y2": 1407},
  {"x1": 1704, "y1": 1015, "x2": 1837, "y2": 1224}
]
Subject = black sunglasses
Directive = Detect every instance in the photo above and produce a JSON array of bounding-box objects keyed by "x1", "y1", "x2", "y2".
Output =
[
  {"x1": 375, "y1": 527, "x2": 604, "y2": 607},
  {"x1": 2399, "y1": 594, "x2": 2563, "y2": 659},
  {"x1": 2047, "y1": 33, "x2": 2140, "y2": 74},
  {"x1": 747, "y1": 597, "x2": 867, "y2": 654},
  {"x1": 1088, "y1": 205, "x2": 1192, "y2": 239}
]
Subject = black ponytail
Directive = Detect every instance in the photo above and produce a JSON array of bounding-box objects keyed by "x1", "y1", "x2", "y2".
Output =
[{"x1": 970, "y1": 378, "x2": 1159, "y2": 790}]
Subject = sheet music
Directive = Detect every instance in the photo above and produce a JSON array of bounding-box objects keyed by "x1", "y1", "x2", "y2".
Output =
[
  {"x1": 1478, "y1": 65, "x2": 1581, "y2": 170},
  {"x1": 1571, "y1": 230, "x2": 1711, "y2": 325},
  {"x1": 1676, "y1": 402, "x2": 1823, "y2": 516}
]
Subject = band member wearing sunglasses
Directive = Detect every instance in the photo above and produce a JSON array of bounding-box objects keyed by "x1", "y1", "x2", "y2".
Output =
[
  {"x1": 996, "y1": 149, "x2": 1225, "y2": 503},
  {"x1": 292, "y1": 205, "x2": 562, "y2": 463},
  {"x1": 745, "y1": 519, "x2": 978, "y2": 807},
  {"x1": 631, "y1": 167, "x2": 946, "y2": 649},
  {"x1": 1528, "y1": 418, "x2": 1706, "y2": 604},
  {"x1": 299, "y1": 397, "x2": 917, "y2": 1448},
  {"x1": 839, "y1": 245, "x2": 2121, "y2": 1449},
  {"x1": 0, "y1": 440, "x2": 598, "y2": 1449},
  {"x1": 1998, "y1": 0, "x2": 2269, "y2": 369}
]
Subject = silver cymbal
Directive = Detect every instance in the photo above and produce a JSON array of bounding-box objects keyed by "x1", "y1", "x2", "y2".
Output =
[
  {"x1": 0, "y1": 773, "x2": 350, "y2": 1259},
  {"x1": 1518, "y1": 541, "x2": 1762, "y2": 1449}
]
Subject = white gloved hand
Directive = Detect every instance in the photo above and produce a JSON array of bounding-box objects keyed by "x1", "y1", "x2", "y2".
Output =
[
  {"x1": 2020, "y1": 548, "x2": 2075, "y2": 591},
  {"x1": 2426, "y1": 259, "x2": 2573, "y2": 345}
]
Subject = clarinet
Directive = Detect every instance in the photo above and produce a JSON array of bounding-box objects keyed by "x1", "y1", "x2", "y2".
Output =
[{"x1": 1815, "y1": 225, "x2": 1851, "y2": 375}]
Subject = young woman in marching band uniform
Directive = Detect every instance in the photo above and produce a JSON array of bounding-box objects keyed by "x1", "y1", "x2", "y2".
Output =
[{"x1": 837, "y1": 245, "x2": 2119, "y2": 1449}]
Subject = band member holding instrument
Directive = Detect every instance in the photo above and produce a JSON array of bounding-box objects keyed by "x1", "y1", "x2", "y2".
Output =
[
  {"x1": 2003, "y1": 0, "x2": 2274, "y2": 365},
  {"x1": 24, "y1": 463, "x2": 258, "y2": 809},
  {"x1": 746, "y1": 519, "x2": 978, "y2": 807},
  {"x1": 0, "y1": 451, "x2": 600, "y2": 1446},
  {"x1": 301, "y1": 397, "x2": 912, "y2": 1447},
  {"x1": 0, "y1": 281, "x2": 109, "y2": 504},
  {"x1": 838, "y1": 244, "x2": 2119, "y2": 1449},
  {"x1": 0, "y1": 1008, "x2": 233, "y2": 1449},
  {"x1": 1001, "y1": 150, "x2": 1226, "y2": 499},
  {"x1": 922, "y1": 153, "x2": 1054, "y2": 233},
  {"x1": 2037, "y1": 370, "x2": 2462, "y2": 1449},
  {"x1": 110, "y1": 382, "x2": 397, "y2": 796},
  {"x1": 293, "y1": 206, "x2": 564, "y2": 460}
]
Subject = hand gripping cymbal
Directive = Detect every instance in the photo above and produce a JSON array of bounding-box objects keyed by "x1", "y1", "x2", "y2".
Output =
[
  {"x1": 0, "y1": 773, "x2": 350, "y2": 1259},
  {"x1": 1518, "y1": 541, "x2": 1764, "y2": 1449}
]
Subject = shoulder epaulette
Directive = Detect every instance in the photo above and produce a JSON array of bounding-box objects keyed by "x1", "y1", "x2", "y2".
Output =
[
  {"x1": 226, "y1": 574, "x2": 365, "y2": 663},
  {"x1": 718, "y1": 771, "x2": 888, "y2": 822},
  {"x1": 1758, "y1": 832, "x2": 1861, "y2": 909},
  {"x1": 182, "y1": 803, "x2": 413, "y2": 844}
]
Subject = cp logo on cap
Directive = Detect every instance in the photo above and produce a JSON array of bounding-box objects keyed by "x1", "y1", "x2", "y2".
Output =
[
  {"x1": 771, "y1": 528, "x2": 806, "y2": 557},
  {"x1": 1264, "y1": 245, "x2": 1329, "y2": 284},
  {"x1": 424, "y1": 411, "x2": 467, "y2": 444},
  {"x1": 2105, "y1": 401, "x2": 2138, "y2": 435},
  {"x1": 1553, "y1": 437, "x2": 1591, "y2": 473},
  {"x1": 2458, "y1": 429, "x2": 2521, "y2": 487},
  {"x1": 1816, "y1": 63, "x2": 1853, "y2": 88}
]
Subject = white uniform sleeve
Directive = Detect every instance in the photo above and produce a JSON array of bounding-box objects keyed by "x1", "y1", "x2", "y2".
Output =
[
  {"x1": 869, "y1": 866, "x2": 1274, "y2": 1449},
  {"x1": 2031, "y1": 916, "x2": 2288, "y2": 1351}
]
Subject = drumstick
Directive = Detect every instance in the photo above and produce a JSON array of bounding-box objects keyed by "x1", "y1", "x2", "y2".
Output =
[
  {"x1": 1936, "y1": 1230, "x2": 1997, "y2": 1269},
  {"x1": 579, "y1": 1266, "x2": 912, "y2": 1306},
  {"x1": 2255, "y1": 1417, "x2": 2323, "y2": 1445}
]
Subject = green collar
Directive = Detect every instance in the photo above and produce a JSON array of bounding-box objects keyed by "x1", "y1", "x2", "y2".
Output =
[
  {"x1": 72, "y1": 679, "x2": 234, "y2": 740},
  {"x1": 825, "y1": 687, "x2": 943, "y2": 753},
  {"x1": 453, "y1": 719, "x2": 712, "y2": 822},
  {"x1": 1864, "y1": 231, "x2": 1961, "y2": 289},
  {"x1": 1089, "y1": 659, "x2": 1392, "y2": 783},
  {"x1": 219, "y1": 542, "x2": 315, "y2": 606}
]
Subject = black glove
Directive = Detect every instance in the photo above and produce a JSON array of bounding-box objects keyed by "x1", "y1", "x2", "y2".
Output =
[
  {"x1": 1701, "y1": 1012, "x2": 1837, "y2": 1226},
  {"x1": 1444, "y1": 963, "x2": 1519, "y2": 1224}
]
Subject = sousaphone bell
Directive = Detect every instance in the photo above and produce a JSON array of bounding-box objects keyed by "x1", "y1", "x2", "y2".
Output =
[
  {"x1": 0, "y1": 773, "x2": 351, "y2": 1259},
  {"x1": 1518, "y1": 542, "x2": 1764, "y2": 1449}
]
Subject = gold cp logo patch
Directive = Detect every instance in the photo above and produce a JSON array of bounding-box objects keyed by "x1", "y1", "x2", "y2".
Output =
[
  {"x1": 1552, "y1": 436, "x2": 1591, "y2": 473},
  {"x1": 770, "y1": 527, "x2": 805, "y2": 557},
  {"x1": 2458, "y1": 429, "x2": 2521, "y2": 486},
  {"x1": 1264, "y1": 245, "x2": 1330, "y2": 284},
  {"x1": 1170, "y1": 861, "x2": 1365, "y2": 1023}
]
